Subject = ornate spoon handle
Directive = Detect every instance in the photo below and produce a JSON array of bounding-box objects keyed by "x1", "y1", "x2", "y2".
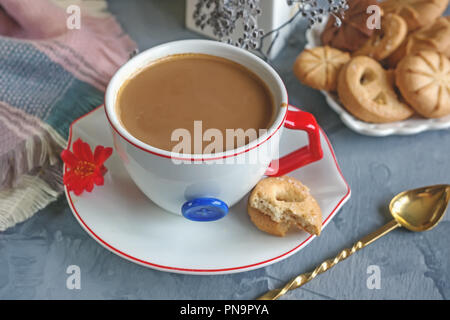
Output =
[{"x1": 257, "y1": 219, "x2": 400, "y2": 300}]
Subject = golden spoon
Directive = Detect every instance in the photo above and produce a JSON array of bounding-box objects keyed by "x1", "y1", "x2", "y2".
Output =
[{"x1": 257, "y1": 184, "x2": 450, "y2": 300}]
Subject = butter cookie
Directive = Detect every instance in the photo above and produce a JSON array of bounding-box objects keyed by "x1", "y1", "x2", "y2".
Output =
[
  {"x1": 396, "y1": 51, "x2": 450, "y2": 118},
  {"x1": 337, "y1": 56, "x2": 414, "y2": 123},
  {"x1": 294, "y1": 46, "x2": 350, "y2": 91},
  {"x1": 388, "y1": 17, "x2": 450, "y2": 67},
  {"x1": 248, "y1": 176, "x2": 322, "y2": 237},
  {"x1": 381, "y1": 0, "x2": 448, "y2": 31},
  {"x1": 321, "y1": 0, "x2": 379, "y2": 52},
  {"x1": 354, "y1": 14, "x2": 408, "y2": 61}
]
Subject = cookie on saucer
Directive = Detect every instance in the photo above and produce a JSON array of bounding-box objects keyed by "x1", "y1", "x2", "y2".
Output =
[{"x1": 247, "y1": 176, "x2": 322, "y2": 237}]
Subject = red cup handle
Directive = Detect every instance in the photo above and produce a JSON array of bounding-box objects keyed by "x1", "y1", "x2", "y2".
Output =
[{"x1": 265, "y1": 106, "x2": 323, "y2": 177}]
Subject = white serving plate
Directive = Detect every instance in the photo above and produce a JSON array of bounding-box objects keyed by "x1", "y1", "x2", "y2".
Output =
[
  {"x1": 305, "y1": 21, "x2": 450, "y2": 136},
  {"x1": 64, "y1": 106, "x2": 350, "y2": 275}
]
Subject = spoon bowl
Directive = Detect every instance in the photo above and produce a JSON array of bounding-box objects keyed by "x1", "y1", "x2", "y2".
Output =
[{"x1": 389, "y1": 185, "x2": 450, "y2": 232}]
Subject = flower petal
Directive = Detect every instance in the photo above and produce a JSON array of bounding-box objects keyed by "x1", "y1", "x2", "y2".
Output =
[
  {"x1": 93, "y1": 174, "x2": 104, "y2": 186},
  {"x1": 94, "y1": 146, "x2": 113, "y2": 166},
  {"x1": 99, "y1": 165, "x2": 108, "y2": 176},
  {"x1": 72, "y1": 139, "x2": 84, "y2": 158},
  {"x1": 61, "y1": 149, "x2": 79, "y2": 168},
  {"x1": 73, "y1": 138, "x2": 94, "y2": 162},
  {"x1": 81, "y1": 140, "x2": 94, "y2": 162},
  {"x1": 63, "y1": 171, "x2": 76, "y2": 185},
  {"x1": 85, "y1": 179, "x2": 94, "y2": 192}
]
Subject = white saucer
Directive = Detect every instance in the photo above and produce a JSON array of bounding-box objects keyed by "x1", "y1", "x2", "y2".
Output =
[
  {"x1": 305, "y1": 20, "x2": 450, "y2": 137},
  {"x1": 65, "y1": 106, "x2": 350, "y2": 275}
]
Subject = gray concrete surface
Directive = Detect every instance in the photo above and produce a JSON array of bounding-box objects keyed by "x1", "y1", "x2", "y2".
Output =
[{"x1": 0, "y1": 0, "x2": 449, "y2": 300}]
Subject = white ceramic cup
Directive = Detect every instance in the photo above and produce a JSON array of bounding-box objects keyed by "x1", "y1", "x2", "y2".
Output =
[{"x1": 105, "y1": 39, "x2": 323, "y2": 221}]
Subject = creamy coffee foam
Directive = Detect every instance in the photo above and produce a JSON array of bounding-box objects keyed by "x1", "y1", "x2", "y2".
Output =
[{"x1": 116, "y1": 53, "x2": 275, "y2": 154}]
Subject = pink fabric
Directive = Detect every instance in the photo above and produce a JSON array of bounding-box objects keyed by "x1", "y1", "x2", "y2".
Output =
[{"x1": 0, "y1": 0, "x2": 136, "y2": 90}]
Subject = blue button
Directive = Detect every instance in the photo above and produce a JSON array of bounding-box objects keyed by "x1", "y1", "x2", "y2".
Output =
[{"x1": 181, "y1": 198, "x2": 229, "y2": 222}]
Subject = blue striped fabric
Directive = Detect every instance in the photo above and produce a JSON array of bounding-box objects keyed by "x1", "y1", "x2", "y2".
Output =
[{"x1": 0, "y1": 37, "x2": 103, "y2": 138}]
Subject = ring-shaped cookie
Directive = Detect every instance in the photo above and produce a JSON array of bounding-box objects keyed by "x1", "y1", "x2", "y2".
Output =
[
  {"x1": 337, "y1": 56, "x2": 414, "y2": 123},
  {"x1": 354, "y1": 14, "x2": 408, "y2": 61},
  {"x1": 247, "y1": 177, "x2": 322, "y2": 237}
]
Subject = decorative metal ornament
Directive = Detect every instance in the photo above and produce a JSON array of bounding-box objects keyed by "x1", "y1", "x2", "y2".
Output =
[{"x1": 193, "y1": 0, "x2": 349, "y2": 60}]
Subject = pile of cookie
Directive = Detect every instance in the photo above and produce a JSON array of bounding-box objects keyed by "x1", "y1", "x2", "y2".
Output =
[{"x1": 294, "y1": 0, "x2": 450, "y2": 123}]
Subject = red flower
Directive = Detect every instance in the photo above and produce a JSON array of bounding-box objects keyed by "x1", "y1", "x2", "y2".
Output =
[{"x1": 61, "y1": 138, "x2": 113, "y2": 196}]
